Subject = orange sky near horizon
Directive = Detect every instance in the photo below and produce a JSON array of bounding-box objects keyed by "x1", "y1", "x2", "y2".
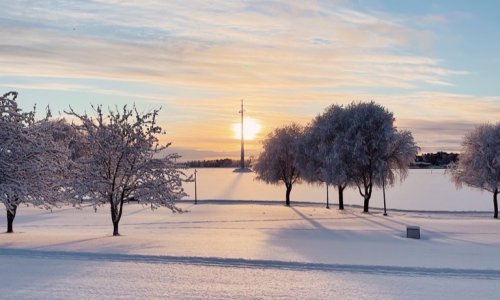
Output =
[{"x1": 2, "y1": 1, "x2": 500, "y2": 161}]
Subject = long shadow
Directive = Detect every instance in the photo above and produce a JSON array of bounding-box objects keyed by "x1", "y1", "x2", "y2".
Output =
[
  {"x1": 344, "y1": 210, "x2": 457, "y2": 242},
  {"x1": 214, "y1": 172, "x2": 246, "y2": 200},
  {"x1": 32, "y1": 236, "x2": 111, "y2": 250},
  {"x1": 289, "y1": 206, "x2": 328, "y2": 230},
  {"x1": 371, "y1": 213, "x2": 410, "y2": 227},
  {"x1": 24, "y1": 234, "x2": 162, "y2": 254},
  {"x1": 343, "y1": 210, "x2": 399, "y2": 233},
  {"x1": 367, "y1": 211, "x2": 500, "y2": 245}
]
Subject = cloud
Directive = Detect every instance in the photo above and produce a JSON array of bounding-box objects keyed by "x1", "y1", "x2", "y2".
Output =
[
  {"x1": 0, "y1": 0, "x2": 481, "y2": 157},
  {"x1": 0, "y1": 0, "x2": 464, "y2": 92},
  {"x1": 161, "y1": 90, "x2": 500, "y2": 155},
  {"x1": 375, "y1": 92, "x2": 500, "y2": 153},
  {"x1": 396, "y1": 118, "x2": 476, "y2": 153},
  {"x1": 421, "y1": 15, "x2": 449, "y2": 24}
]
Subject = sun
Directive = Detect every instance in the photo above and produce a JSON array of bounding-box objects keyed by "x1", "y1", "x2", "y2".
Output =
[{"x1": 233, "y1": 118, "x2": 261, "y2": 140}]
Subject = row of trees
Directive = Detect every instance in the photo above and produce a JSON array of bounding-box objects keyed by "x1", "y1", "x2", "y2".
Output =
[
  {"x1": 416, "y1": 152, "x2": 458, "y2": 166},
  {"x1": 185, "y1": 158, "x2": 252, "y2": 168},
  {"x1": 254, "y1": 101, "x2": 500, "y2": 218},
  {"x1": 1, "y1": 92, "x2": 190, "y2": 235},
  {"x1": 254, "y1": 101, "x2": 420, "y2": 212}
]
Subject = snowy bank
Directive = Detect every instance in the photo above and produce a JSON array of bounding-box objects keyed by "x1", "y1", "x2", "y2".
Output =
[{"x1": 1, "y1": 202, "x2": 500, "y2": 299}]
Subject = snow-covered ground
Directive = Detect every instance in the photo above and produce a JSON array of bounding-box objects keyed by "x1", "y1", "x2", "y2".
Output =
[
  {"x1": 182, "y1": 168, "x2": 495, "y2": 211},
  {"x1": 1, "y1": 202, "x2": 500, "y2": 299}
]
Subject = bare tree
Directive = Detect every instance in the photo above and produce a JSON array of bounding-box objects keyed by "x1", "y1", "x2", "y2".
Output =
[
  {"x1": 254, "y1": 123, "x2": 303, "y2": 206},
  {"x1": 0, "y1": 91, "x2": 69, "y2": 233},
  {"x1": 448, "y1": 123, "x2": 500, "y2": 218},
  {"x1": 65, "y1": 105, "x2": 190, "y2": 236},
  {"x1": 341, "y1": 101, "x2": 419, "y2": 212}
]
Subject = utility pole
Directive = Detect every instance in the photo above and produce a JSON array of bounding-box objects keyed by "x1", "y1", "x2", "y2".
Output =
[
  {"x1": 326, "y1": 183, "x2": 330, "y2": 209},
  {"x1": 239, "y1": 99, "x2": 245, "y2": 170},
  {"x1": 234, "y1": 99, "x2": 251, "y2": 173},
  {"x1": 194, "y1": 169, "x2": 197, "y2": 205},
  {"x1": 383, "y1": 171, "x2": 387, "y2": 216}
]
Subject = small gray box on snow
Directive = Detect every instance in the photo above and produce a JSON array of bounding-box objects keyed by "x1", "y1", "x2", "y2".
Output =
[{"x1": 407, "y1": 226, "x2": 420, "y2": 239}]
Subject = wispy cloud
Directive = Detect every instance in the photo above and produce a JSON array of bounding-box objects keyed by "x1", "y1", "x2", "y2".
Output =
[
  {"x1": 0, "y1": 0, "x2": 485, "y2": 157},
  {"x1": 0, "y1": 83, "x2": 92, "y2": 92},
  {"x1": 1, "y1": 1, "x2": 464, "y2": 91},
  {"x1": 421, "y1": 14, "x2": 449, "y2": 24}
]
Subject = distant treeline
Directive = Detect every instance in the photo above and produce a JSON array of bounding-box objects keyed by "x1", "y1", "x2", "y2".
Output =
[
  {"x1": 186, "y1": 153, "x2": 458, "y2": 168},
  {"x1": 415, "y1": 151, "x2": 458, "y2": 166},
  {"x1": 185, "y1": 158, "x2": 252, "y2": 168}
]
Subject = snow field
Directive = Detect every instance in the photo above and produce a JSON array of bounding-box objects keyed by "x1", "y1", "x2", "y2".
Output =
[
  {"x1": 1, "y1": 202, "x2": 500, "y2": 299},
  {"x1": 182, "y1": 168, "x2": 495, "y2": 212}
]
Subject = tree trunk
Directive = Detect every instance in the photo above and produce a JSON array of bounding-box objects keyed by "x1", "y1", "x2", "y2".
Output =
[
  {"x1": 363, "y1": 196, "x2": 370, "y2": 213},
  {"x1": 363, "y1": 184, "x2": 372, "y2": 213},
  {"x1": 110, "y1": 199, "x2": 123, "y2": 236},
  {"x1": 285, "y1": 184, "x2": 292, "y2": 206},
  {"x1": 338, "y1": 185, "x2": 344, "y2": 210},
  {"x1": 494, "y1": 189, "x2": 498, "y2": 219},
  {"x1": 113, "y1": 221, "x2": 120, "y2": 236},
  {"x1": 357, "y1": 181, "x2": 372, "y2": 213},
  {"x1": 6, "y1": 205, "x2": 17, "y2": 233}
]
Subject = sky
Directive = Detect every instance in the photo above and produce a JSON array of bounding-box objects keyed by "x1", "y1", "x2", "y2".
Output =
[{"x1": 1, "y1": 0, "x2": 500, "y2": 161}]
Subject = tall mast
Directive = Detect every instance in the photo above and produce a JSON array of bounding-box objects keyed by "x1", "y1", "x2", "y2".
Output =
[{"x1": 239, "y1": 99, "x2": 245, "y2": 169}]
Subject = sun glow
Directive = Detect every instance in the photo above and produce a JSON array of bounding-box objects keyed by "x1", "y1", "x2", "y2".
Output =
[{"x1": 233, "y1": 118, "x2": 261, "y2": 140}]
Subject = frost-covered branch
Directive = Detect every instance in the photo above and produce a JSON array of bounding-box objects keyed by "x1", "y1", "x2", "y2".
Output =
[
  {"x1": 1, "y1": 92, "x2": 69, "y2": 233},
  {"x1": 254, "y1": 123, "x2": 303, "y2": 206},
  {"x1": 305, "y1": 101, "x2": 419, "y2": 213},
  {"x1": 64, "y1": 104, "x2": 190, "y2": 235},
  {"x1": 448, "y1": 123, "x2": 500, "y2": 218}
]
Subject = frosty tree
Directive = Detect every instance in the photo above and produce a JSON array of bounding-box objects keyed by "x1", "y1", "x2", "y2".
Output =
[
  {"x1": 46, "y1": 118, "x2": 88, "y2": 162},
  {"x1": 294, "y1": 105, "x2": 353, "y2": 210},
  {"x1": 293, "y1": 124, "x2": 327, "y2": 204},
  {"x1": 449, "y1": 123, "x2": 500, "y2": 218},
  {"x1": 254, "y1": 123, "x2": 303, "y2": 206},
  {"x1": 65, "y1": 105, "x2": 189, "y2": 236},
  {"x1": 342, "y1": 101, "x2": 419, "y2": 213},
  {"x1": 0, "y1": 91, "x2": 69, "y2": 233}
]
